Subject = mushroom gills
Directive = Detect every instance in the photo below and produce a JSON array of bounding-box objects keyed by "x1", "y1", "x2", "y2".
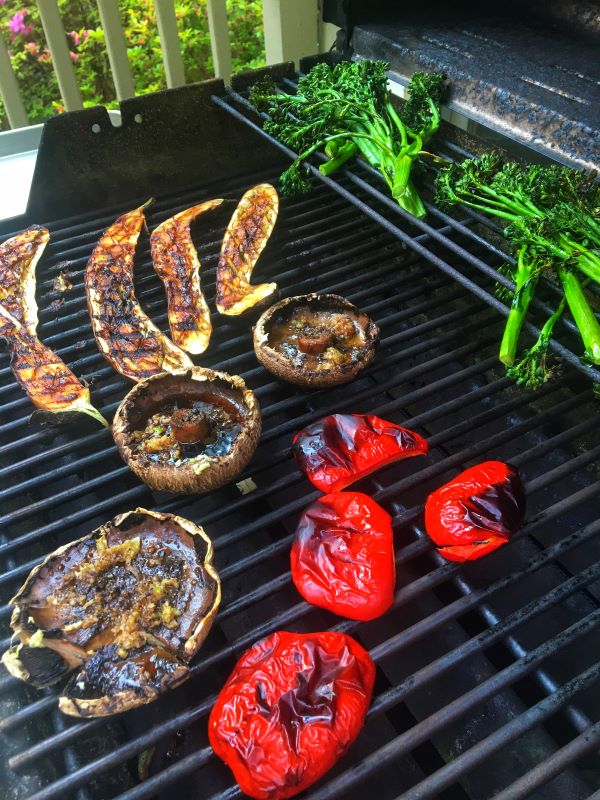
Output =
[
  {"x1": 2, "y1": 644, "x2": 74, "y2": 688},
  {"x1": 131, "y1": 394, "x2": 244, "y2": 463},
  {"x1": 112, "y1": 368, "x2": 261, "y2": 495},
  {"x1": 269, "y1": 309, "x2": 366, "y2": 370},
  {"x1": 3, "y1": 509, "x2": 220, "y2": 716}
]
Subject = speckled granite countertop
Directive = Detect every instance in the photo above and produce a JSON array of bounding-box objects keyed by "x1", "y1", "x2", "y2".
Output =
[{"x1": 353, "y1": 20, "x2": 600, "y2": 170}]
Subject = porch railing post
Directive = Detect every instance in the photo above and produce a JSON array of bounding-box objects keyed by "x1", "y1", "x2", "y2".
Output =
[
  {"x1": 0, "y1": 31, "x2": 29, "y2": 129},
  {"x1": 206, "y1": 0, "x2": 232, "y2": 83},
  {"x1": 96, "y1": 0, "x2": 135, "y2": 100},
  {"x1": 261, "y1": 0, "x2": 319, "y2": 67},
  {"x1": 36, "y1": 0, "x2": 83, "y2": 111},
  {"x1": 153, "y1": 0, "x2": 186, "y2": 88}
]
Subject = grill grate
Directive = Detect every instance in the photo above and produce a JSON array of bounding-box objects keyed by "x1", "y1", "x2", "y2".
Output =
[{"x1": 0, "y1": 87, "x2": 599, "y2": 800}]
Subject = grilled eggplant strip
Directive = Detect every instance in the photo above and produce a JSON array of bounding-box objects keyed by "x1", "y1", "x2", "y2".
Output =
[
  {"x1": 86, "y1": 201, "x2": 193, "y2": 382},
  {"x1": 151, "y1": 199, "x2": 223, "y2": 354},
  {"x1": 0, "y1": 225, "x2": 49, "y2": 336},
  {"x1": 0, "y1": 305, "x2": 109, "y2": 427},
  {"x1": 216, "y1": 184, "x2": 278, "y2": 316}
]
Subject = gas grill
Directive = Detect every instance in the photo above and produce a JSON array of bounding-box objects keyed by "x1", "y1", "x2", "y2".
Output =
[{"x1": 1, "y1": 15, "x2": 600, "y2": 800}]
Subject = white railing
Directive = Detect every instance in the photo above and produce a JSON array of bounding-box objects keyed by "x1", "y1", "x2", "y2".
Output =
[{"x1": 0, "y1": 0, "x2": 337, "y2": 130}]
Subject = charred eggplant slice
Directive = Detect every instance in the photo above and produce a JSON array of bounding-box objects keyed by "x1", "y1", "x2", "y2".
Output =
[
  {"x1": 0, "y1": 305, "x2": 109, "y2": 427},
  {"x1": 215, "y1": 184, "x2": 278, "y2": 316},
  {"x1": 0, "y1": 224, "x2": 49, "y2": 335},
  {"x1": 85, "y1": 201, "x2": 193, "y2": 382},
  {"x1": 150, "y1": 199, "x2": 223, "y2": 355},
  {"x1": 2, "y1": 508, "x2": 221, "y2": 717},
  {"x1": 253, "y1": 293, "x2": 379, "y2": 388},
  {"x1": 112, "y1": 368, "x2": 261, "y2": 494}
]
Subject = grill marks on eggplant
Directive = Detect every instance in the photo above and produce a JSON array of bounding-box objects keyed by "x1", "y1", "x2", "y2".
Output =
[
  {"x1": 0, "y1": 225, "x2": 48, "y2": 335},
  {"x1": 0, "y1": 228, "x2": 108, "y2": 425},
  {"x1": 86, "y1": 202, "x2": 193, "y2": 382},
  {"x1": 216, "y1": 184, "x2": 279, "y2": 316},
  {"x1": 2, "y1": 311, "x2": 87, "y2": 408},
  {"x1": 151, "y1": 199, "x2": 223, "y2": 354}
]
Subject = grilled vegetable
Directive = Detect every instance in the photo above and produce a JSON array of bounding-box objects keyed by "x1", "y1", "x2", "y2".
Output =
[
  {"x1": 253, "y1": 293, "x2": 379, "y2": 388},
  {"x1": 112, "y1": 367, "x2": 261, "y2": 494},
  {"x1": 2, "y1": 508, "x2": 221, "y2": 717},
  {"x1": 209, "y1": 630, "x2": 375, "y2": 800},
  {"x1": 216, "y1": 184, "x2": 278, "y2": 316},
  {"x1": 150, "y1": 199, "x2": 223, "y2": 354},
  {"x1": 249, "y1": 61, "x2": 446, "y2": 218},
  {"x1": 0, "y1": 224, "x2": 49, "y2": 336},
  {"x1": 435, "y1": 155, "x2": 600, "y2": 379},
  {"x1": 85, "y1": 201, "x2": 193, "y2": 382},
  {"x1": 425, "y1": 461, "x2": 526, "y2": 562},
  {"x1": 291, "y1": 492, "x2": 395, "y2": 621},
  {"x1": 293, "y1": 413, "x2": 428, "y2": 493},
  {"x1": 0, "y1": 305, "x2": 108, "y2": 427}
]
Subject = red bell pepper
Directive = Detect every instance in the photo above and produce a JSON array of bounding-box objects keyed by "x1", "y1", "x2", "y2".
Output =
[
  {"x1": 208, "y1": 630, "x2": 375, "y2": 800},
  {"x1": 292, "y1": 413, "x2": 428, "y2": 493},
  {"x1": 291, "y1": 492, "x2": 395, "y2": 621},
  {"x1": 425, "y1": 461, "x2": 526, "y2": 562}
]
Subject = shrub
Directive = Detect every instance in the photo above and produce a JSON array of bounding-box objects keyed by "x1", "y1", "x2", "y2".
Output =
[{"x1": 0, "y1": 0, "x2": 265, "y2": 130}]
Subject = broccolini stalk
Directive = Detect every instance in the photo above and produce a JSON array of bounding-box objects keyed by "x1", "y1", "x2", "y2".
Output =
[
  {"x1": 499, "y1": 246, "x2": 541, "y2": 366},
  {"x1": 507, "y1": 299, "x2": 565, "y2": 390},
  {"x1": 435, "y1": 155, "x2": 600, "y2": 373},
  {"x1": 249, "y1": 60, "x2": 446, "y2": 219},
  {"x1": 557, "y1": 267, "x2": 600, "y2": 365}
]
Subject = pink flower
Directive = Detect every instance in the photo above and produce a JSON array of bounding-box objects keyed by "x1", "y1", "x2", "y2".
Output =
[
  {"x1": 69, "y1": 50, "x2": 79, "y2": 62},
  {"x1": 24, "y1": 40, "x2": 39, "y2": 55},
  {"x1": 8, "y1": 10, "x2": 33, "y2": 38},
  {"x1": 69, "y1": 30, "x2": 81, "y2": 46}
]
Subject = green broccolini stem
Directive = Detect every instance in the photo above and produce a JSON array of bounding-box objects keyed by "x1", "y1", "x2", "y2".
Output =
[
  {"x1": 507, "y1": 298, "x2": 566, "y2": 390},
  {"x1": 499, "y1": 247, "x2": 539, "y2": 366},
  {"x1": 557, "y1": 266, "x2": 600, "y2": 365},
  {"x1": 319, "y1": 142, "x2": 359, "y2": 175}
]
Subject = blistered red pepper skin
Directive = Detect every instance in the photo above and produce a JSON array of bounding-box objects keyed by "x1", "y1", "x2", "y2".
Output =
[
  {"x1": 425, "y1": 461, "x2": 526, "y2": 562},
  {"x1": 208, "y1": 631, "x2": 375, "y2": 800},
  {"x1": 291, "y1": 493, "x2": 395, "y2": 621},
  {"x1": 292, "y1": 414, "x2": 428, "y2": 493}
]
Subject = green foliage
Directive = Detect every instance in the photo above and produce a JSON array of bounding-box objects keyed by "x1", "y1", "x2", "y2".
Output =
[{"x1": 0, "y1": 0, "x2": 265, "y2": 129}]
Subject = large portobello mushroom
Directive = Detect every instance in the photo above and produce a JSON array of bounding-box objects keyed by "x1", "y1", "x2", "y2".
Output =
[
  {"x1": 113, "y1": 368, "x2": 261, "y2": 494},
  {"x1": 2, "y1": 508, "x2": 220, "y2": 717},
  {"x1": 253, "y1": 293, "x2": 379, "y2": 388}
]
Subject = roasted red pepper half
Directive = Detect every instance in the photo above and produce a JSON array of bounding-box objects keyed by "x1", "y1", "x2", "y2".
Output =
[
  {"x1": 292, "y1": 413, "x2": 428, "y2": 493},
  {"x1": 291, "y1": 492, "x2": 395, "y2": 621},
  {"x1": 425, "y1": 461, "x2": 526, "y2": 562},
  {"x1": 208, "y1": 630, "x2": 375, "y2": 800}
]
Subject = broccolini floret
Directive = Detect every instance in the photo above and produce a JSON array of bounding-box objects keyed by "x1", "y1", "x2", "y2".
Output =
[{"x1": 249, "y1": 60, "x2": 446, "y2": 218}]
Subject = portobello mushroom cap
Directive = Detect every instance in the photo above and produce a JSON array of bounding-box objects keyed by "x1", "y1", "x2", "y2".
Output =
[
  {"x1": 112, "y1": 368, "x2": 261, "y2": 494},
  {"x1": 1, "y1": 508, "x2": 221, "y2": 717},
  {"x1": 253, "y1": 294, "x2": 379, "y2": 388}
]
